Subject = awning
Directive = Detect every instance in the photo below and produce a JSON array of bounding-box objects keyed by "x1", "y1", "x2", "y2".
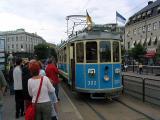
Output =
[
  {"x1": 145, "y1": 50, "x2": 156, "y2": 58},
  {"x1": 137, "y1": 40, "x2": 140, "y2": 44},
  {"x1": 141, "y1": 38, "x2": 145, "y2": 45},
  {"x1": 131, "y1": 41, "x2": 135, "y2": 48},
  {"x1": 158, "y1": 36, "x2": 160, "y2": 41},
  {"x1": 152, "y1": 36, "x2": 157, "y2": 43},
  {"x1": 146, "y1": 37, "x2": 151, "y2": 44}
]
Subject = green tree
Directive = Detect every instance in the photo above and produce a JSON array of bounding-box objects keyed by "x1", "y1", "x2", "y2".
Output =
[
  {"x1": 129, "y1": 44, "x2": 146, "y2": 61},
  {"x1": 34, "y1": 43, "x2": 57, "y2": 60},
  {"x1": 34, "y1": 43, "x2": 49, "y2": 59}
]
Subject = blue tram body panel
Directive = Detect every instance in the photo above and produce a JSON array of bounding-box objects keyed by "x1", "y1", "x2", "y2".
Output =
[
  {"x1": 85, "y1": 64, "x2": 99, "y2": 89},
  {"x1": 100, "y1": 64, "x2": 112, "y2": 89},
  {"x1": 113, "y1": 64, "x2": 121, "y2": 88},
  {"x1": 75, "y1": 64, "x2": 85, "y2": 88}
]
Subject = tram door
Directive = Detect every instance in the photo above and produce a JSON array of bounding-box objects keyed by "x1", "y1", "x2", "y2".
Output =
[{"x1": 69, "y1": 43, "x2": 75, "y2": 90}]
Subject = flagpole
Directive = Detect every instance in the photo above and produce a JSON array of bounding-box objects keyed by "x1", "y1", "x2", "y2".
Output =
[{"x1": 116, "y1": 11, "x2": 117, "y2": 27}]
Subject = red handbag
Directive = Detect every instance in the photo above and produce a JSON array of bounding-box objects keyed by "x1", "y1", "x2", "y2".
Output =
[{"x1": 25, "y1": 77, "x2": 43, "y2": 120}]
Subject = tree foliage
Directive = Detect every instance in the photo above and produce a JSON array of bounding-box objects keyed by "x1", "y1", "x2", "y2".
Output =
[
  {"x1": 34, "y1": 43, "x2": 57, "y2": 60},
  {"x1": 128, "y1": 44, "x2": 146, "y2": 60}
]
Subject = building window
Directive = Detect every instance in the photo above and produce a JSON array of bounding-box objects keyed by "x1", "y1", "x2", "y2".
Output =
[
  {"x1": 127, "y1": 31, "x2": 130, "y2": 37},
  {"x1": 147, "y1": 24, "x2": 151, "y2": 32},
  {"x1": 12, "y1": 44, "x2": 14, "y2": 49},
  {"x1": 128, "y1": 42, "x2": 130, "y2": 49},
  {"x1": 16, "y1": 36, "x2": 18, "y2": 41},
  {"x1": 148, "y1": 39, "x2": 151, "y2": 46},
  {"x1": 147, "y1": 10, "x2": 152, "y2": 17},
  {"x1": 157, "y1": 6, "x2": 160, "y2": 13},
  {"x1": 153, "y1": 22, "x2": 157, "y2": 30},
  {"x1": 7, "y1": 38, "x2": 9, "y2": 42},
  {"x1": 154, "y1": 38, "x2": 158, "y2": 45},
  {"x1": 138, "y1": 27, "x2": 142, "y2": 34},
  {"x1": 21, "y1": 44, "x2": 23, "y2": 48},
  {"x1": 142, "y1": 26, "x2": 146, "y2": 33},
  {"x1": 133, "y1": 29, "x2": 136, "y2": 35}
]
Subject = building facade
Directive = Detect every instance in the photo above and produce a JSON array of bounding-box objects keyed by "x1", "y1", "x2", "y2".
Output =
[
  {"x1": 125, "y1": 1, "x2": 160, "y2": 57},
  {"x1": 0, "y1": 29, "x2": 46, "y2": 56}
]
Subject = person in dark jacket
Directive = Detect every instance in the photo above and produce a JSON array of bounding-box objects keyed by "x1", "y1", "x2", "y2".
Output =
[
  {"x1": 22, "y1": 61, "x2": 32, "y2": 111},
  {"x1": 8, "y1": 65, "x2": 15, "y2": 95}
]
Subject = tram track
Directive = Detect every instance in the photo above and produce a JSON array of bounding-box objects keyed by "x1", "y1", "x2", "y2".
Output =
[
  {"x1": 61, "y1": 82, "x2": 152, "y2": 120},
  {"x1": 115, "y1": 99, "x2": 154, "y2": 120}
]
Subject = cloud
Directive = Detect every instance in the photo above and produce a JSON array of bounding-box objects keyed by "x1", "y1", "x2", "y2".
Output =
[{"x1": 0, "y1": 0, "x2": 150, "y2": 44}]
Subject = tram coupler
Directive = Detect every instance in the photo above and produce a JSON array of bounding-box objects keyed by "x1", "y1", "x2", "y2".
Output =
[{"x1": 90, "y1": 93, "x2": 106, "y2": 99}]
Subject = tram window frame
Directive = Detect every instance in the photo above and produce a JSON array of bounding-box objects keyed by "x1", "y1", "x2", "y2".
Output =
[
  {"x1": 99, "y1": 41, "x2": 111, "y2": 62},
  {"x1": 76, "y1": 42, "x2": 84, "y2": 63},
  {"x1": 113, "y1": 41, "x2": 120, "y2": 62},
  {"x1": 86, "y1": 41, "x2": 97, "y2": 63},
  {"x1": 64, "y1": 47, "x2": 67, "y2": 63}
]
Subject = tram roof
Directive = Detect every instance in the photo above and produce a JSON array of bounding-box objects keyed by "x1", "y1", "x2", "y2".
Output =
[{"x1": 58, "y1": 25, "x2": 122, "y2": 49}]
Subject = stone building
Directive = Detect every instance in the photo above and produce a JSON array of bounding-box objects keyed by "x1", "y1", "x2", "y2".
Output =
[
  {"x1": 125, "y1": 0, "x2": 160, "y2": 58},
  {"x1": 0, "y1": 29, "x2": 46, "y2": 57}
]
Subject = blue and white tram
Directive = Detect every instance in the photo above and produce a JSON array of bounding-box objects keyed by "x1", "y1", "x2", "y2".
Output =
[{"x1": 58, "y1": 25, "x2": 123, "y2": 98}]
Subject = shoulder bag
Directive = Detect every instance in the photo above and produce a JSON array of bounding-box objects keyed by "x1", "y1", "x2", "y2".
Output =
[{"x1": 25, "y1": 76, "x2": 43, "y2": 120}]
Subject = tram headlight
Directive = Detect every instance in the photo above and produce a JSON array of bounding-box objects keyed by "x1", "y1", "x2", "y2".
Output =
[
  {"x1": 115, "y1": 68, "x2": 121, "y2": 74},
  {"x1": 104, "y1": 75, "x2": 109, "y2": 81}
]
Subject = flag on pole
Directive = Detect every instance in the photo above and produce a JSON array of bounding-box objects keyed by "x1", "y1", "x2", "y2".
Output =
[
  {"x1": 86, "y1": 10, "x2": 92, "y2": 26},
  {"x1": 116, "y1": 11, "x2": 126, "y2": 24}
]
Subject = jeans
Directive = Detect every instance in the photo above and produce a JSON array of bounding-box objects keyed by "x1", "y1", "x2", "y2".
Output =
[{"x1": 53, "y1": 84, "x2": 59, "y2": 99}]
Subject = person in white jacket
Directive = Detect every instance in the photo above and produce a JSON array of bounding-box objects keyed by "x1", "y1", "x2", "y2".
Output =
[
  {"x1": 13, "y1": 58, "x2": 24, "y2": 118},
  {"x1": 28, "y1": 60, "x2": 56, "y2": 120}
]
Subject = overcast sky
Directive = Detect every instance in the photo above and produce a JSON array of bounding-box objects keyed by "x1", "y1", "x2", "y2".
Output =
[{"x1": 0, "y1": 0, "x2": 153, "y2": 44}]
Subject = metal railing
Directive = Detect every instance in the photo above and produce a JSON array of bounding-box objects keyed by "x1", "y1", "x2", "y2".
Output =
[
  {"x1": 126, "y1": 65, "x2": 160, "y2": 75},
  {"x1": 122, "y1": 75, "x2": 160, "y2": 106}
]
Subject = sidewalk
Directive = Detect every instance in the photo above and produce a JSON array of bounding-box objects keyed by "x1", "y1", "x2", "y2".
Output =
[{"x1": 3, "y1": 85, "x2": 83, "y2": 120}]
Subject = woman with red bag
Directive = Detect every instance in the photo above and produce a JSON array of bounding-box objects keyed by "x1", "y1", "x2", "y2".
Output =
[{"x1": 27, "y1": 60, "x2": 55, "y2": 120}]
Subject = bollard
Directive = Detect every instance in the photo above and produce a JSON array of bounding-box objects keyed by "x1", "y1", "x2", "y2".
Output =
[{"x1": 142, "y1": 78, "x2": 145, "y2": 102}]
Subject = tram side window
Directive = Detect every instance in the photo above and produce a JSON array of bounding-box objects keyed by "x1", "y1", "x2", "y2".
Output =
[
  {"x1": 76, "y1": 42, "x2": 84, "y2": 63},
  {"x1": 100, "y1": 41, "x2": 111, "y2": 62},
  {"x1": 113, "y1": 41, "x2": 120, "y2": 62},
  {"x1": 64, "y1": 47, "x2": 67, "y2": 62},
  {"x1": 86, "y1": 42, "x2": 97, "y2": 63}
]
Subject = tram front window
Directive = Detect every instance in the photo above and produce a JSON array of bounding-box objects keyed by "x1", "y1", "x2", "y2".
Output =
[
  {"x1": 100, "y1": 41, "x2": 111, "y2": 62},
  {"x1": 86, "y1": 42, "x2": 97, "y2": 63},
  {"x1": 76, "y1": 42, "x2": 84, "y2": 63},
  {"x1": 113, "y1": 41, "x2": 120, "y2": 62}
]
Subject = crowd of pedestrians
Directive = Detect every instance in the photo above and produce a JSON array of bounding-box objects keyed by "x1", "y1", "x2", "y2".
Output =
[{"x1": 4, "y1": 57, "x2": 60, "y2": 120}]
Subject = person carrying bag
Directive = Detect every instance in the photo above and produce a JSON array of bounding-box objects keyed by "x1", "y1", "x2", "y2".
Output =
[{"x1": 25, "y1": 76, "x2": 43, "y2": 120}]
